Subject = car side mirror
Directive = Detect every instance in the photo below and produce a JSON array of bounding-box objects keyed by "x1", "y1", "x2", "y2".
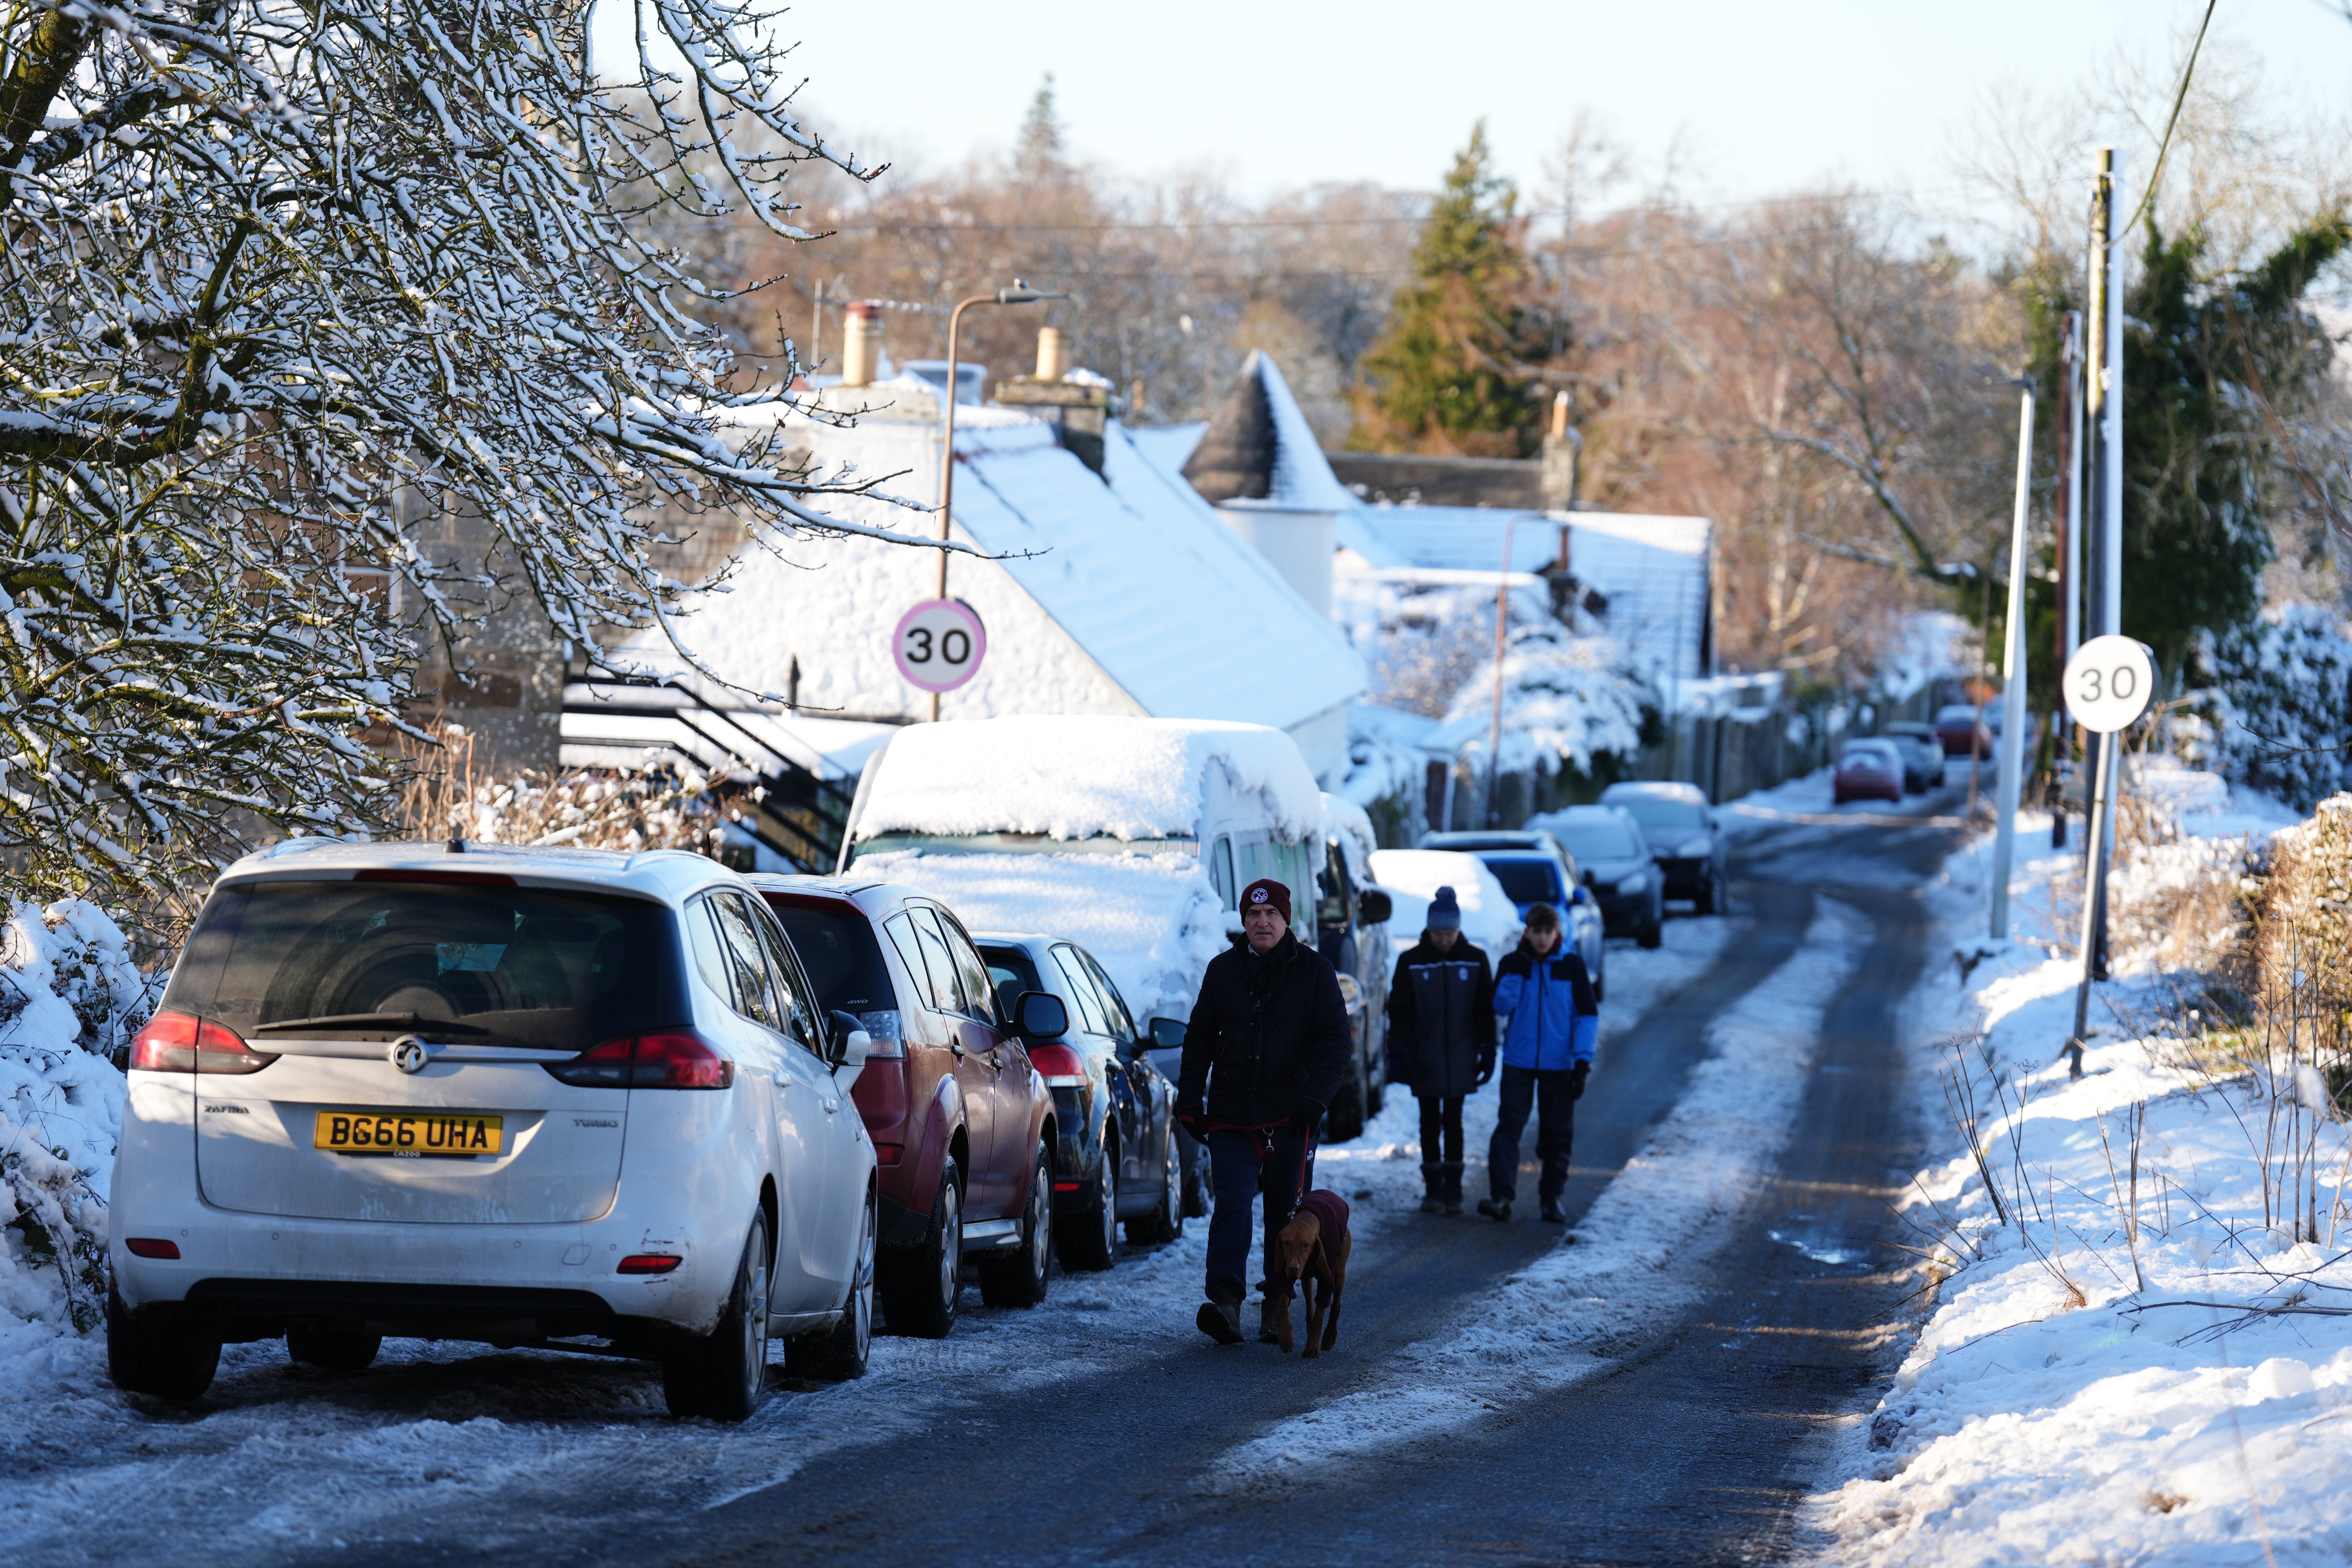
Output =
[
  {"x1": 1571, "y1": 886, "x2": 1593, "y2": 906},
  {"x1": 1356, "y1": 889, "x2": 1392, "y2": 926},
  {"x1": 1014, "y1": 991, "x2": 1068, "y2": 1039},
  {"x1": 826, "y1": 1010, "x2": 862, "y2": 1067},
  {"x1": 1148, "y1": 1016, "x2": 1186, "y2": 1050},
  {"x1": 834, "y1": 1029, "x2": 872, "y2": 1090}
]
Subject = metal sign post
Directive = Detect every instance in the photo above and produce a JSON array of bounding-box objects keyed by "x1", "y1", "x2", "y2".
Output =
[
  {"x1": 1989, "y1": 381, "x2": 2035, "y2": 941},
  {"x1": 2062, "y1": 633, "x2": 2153, "y2": 1076}
]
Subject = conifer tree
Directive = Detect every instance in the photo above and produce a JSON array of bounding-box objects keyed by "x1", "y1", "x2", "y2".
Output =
[{"x1": 1352, "y1": 123, "x2": 1549, "y2": 457}]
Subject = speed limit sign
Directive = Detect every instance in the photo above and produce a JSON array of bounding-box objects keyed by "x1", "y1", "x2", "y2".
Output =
[
  {"x1": 2063, "y1": 634, "x2": 2154, "y2": 734},
  {"x1": 893, "y1": 599, "x2": 987, "y2": 693}
]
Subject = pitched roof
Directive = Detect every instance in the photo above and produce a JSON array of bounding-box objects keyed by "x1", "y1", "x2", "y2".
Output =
[{"x1": 1182, "y1": 351, "x2": 1356, "y2": 514}]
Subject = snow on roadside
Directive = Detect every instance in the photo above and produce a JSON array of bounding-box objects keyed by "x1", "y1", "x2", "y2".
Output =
[
  {"x1": 1809, "y1": 791, "x2": 2352, "y2": 1568},
  {"x1": 1211, "y1": 900, "x2": 1867, "y2": 1486}
]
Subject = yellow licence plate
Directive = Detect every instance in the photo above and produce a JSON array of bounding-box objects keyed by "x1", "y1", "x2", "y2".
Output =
[{"x1": 316, "y1": 1110, "x2": 503, "y2": 1158}]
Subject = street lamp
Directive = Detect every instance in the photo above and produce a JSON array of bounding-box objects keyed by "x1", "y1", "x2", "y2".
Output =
[{"x1": 931, "y1": 279, "x2": 1066, "y2": 720}]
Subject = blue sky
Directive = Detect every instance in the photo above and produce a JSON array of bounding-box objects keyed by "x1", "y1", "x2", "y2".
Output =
[{"x1": 740, "y1": 0, "x2": 2348, "y2": 216}]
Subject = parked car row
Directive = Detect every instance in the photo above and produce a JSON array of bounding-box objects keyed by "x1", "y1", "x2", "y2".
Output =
[{"x1": 108, "y1": 717, "x2": 1403, "y2": 1423}]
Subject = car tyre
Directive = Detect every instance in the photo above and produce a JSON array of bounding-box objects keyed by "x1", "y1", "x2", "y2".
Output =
[
  {"x1": 978, "y1": 1143, "x2": 1053, "y2": 1308},
  {"x1": 1180, "y1": 1135, "x2": 1210, "y2": 1219},
  {"x1": 661, "y1": 1209, "x2": 770, "y2": 1422},
  {"x1": 788, "y1": 1185, "x2": 874, "y2": 1381},
  {"x1": 1637, "y1": 915, "x2": 1663, "y2": 950},
  {"x1": 879, "y1": 1157, "x2": 961, "y2": 1339},
  {"x1": 1127, "y1": 1129, "x2": 1184, "y2": 1244},
  {"x1": 107, "y1": 1285, "x2": 219, "y2": 1402},
  {"x1": 1696, "y1": 869, "x2": 1724, "y2": 917},
  {"x1": 287, "y1": 1325, "x2": 382, "y2": 1372},
  {"x1": 1060, "y1": 1144, "x2": 1118, "y2": 1272}
]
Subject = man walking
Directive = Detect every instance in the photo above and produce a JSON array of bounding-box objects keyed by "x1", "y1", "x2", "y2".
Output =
[
  {"x1": 1178, "y1": 877, "x2": 1354, "y2": 1345},
  {"x1": 1479, "y1": 904, "x2": 1598, "y2": 1224},
  {"x1": 1385, "y1": 887, "x2": 1493, "y2": 1215}
]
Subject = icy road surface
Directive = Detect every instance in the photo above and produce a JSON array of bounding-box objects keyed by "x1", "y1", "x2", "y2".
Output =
[{"x1": 0, "y1": 789, "x2": 1965, "y2": 1566}]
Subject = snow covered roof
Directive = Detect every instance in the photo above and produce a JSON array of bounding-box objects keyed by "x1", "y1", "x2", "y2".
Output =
[
  {"x1": 1182, "y1": 352, "x2": 1357, "y2": 515},
  {"x1": 1342, "y1": 506, "x2": 1713, "y2": 681},
  {"x1": 855, "y1": 715, "x2": 1326, "y2": 843},
  {"x1": 607, "y1": 394, "x2": 1362, "y2": 737},
  {"x1": 1128, "y1": 422, "x2": 1205, "y2": 475}
]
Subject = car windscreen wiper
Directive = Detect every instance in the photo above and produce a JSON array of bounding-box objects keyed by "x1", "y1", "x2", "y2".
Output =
[{"x1": 251, "y1": 1013, "x2": 492, "y2": 1036}]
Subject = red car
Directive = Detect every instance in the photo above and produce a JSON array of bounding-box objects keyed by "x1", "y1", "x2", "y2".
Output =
[
  {"x1": 1932, "y1": 703, "x2": 1993, "y2": 760},
  {"x1": 1833, "y1": 739, "x2": 1906, "y2": 804},
  {"x1": 751, "y1": 875, "x2": 1058, "y2": 1338}
]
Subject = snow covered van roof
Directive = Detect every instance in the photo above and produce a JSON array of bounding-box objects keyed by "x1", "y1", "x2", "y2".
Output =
[{"x1": 853, "y1": 716, "x2": 1325, "y2": 844}]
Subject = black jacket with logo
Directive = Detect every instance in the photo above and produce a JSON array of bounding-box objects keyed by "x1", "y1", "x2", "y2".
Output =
[
  {"x1": 1385, "y1": 934, "x2": 1495, "y2": 1099},
  {"x1": 1177, "y1": 932, "x2": 1354, "y2": 1127}
]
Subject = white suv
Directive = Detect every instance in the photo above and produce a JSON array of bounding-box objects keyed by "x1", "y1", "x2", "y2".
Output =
[{"x1": 107, "y1": 839, "x2": 877, "y2": 1421}]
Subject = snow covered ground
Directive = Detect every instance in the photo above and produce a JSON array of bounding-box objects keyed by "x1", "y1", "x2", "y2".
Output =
[
  {"x1": 1809, "y1": 783, "x2": 2352, "y2": 1568},
  {"x1": 0, "y1": 907, "x2": 1742, "y2": 1562}
]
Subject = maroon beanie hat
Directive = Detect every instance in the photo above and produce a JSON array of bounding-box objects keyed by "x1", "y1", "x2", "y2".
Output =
[{"x1": 1240, "y1": 877, "x2": 1292, "y2": 924}]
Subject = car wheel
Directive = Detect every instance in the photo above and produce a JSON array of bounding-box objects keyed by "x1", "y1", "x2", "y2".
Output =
[
  {"x1": 287, "y1": 1324, "x2": 382, "y2": 1372},
  {"x1": 1638, "y1": 906, "x2": 1663, "y2": 950},
  {"x1": 661, "y1": 1208, "x2": 770, "y2": 1422},
  {"x1": 879, "y1": 1157, "x2": 961, "y2": 1339},
  {"x1": 107, "y1": 1285, "x2": 219, "y2": 1402},
  {"x1": 1128, "y1": 1129, "x2": 1184, "y2": 1245},
  {"x1": 978, "y1": 1142, "x2": 1054, "y2": 1308},
  {"x1": 1060, "y1": 1142, "x2": 1118, "y2": 1272},
  {"x1": 788, "y1": 1184, "x2": 875, "y2": 1381},
  {"x1": 1180, "y1": 1134, "x2": 1210, "y2": 1219}
]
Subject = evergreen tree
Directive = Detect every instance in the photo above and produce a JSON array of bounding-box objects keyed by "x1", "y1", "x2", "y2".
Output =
[
  {"x1": 1015, "y1": 74, "x2": 1066, "y2": 182},
  {"x1": 1352, "y1": 122, "x2": 1549, "y2": 457}
]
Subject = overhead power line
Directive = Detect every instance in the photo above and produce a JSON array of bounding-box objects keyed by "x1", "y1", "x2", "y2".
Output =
[{"x1": 2128, "y1": 0, "x2": 2218, "y2": 233}]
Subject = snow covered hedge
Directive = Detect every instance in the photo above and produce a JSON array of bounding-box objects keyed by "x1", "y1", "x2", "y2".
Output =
[
  {"x1": 2188, "y1": 604, "x2": 2352, "y2": 811},
  {"x1": 1, "y1": 903, "x2": 156, "y2": 1338},
  {"x1": 1448, "y1": 626, "x2": 1657, "y2": 783}
]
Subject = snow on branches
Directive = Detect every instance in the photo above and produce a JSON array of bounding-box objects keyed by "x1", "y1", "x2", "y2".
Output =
[
  {"x1": 0, "y1": 0, "x2": 938, "y2": 903},
  {"x1": 1448, "y1": 624, "x2": 1655, "y2": 782}
]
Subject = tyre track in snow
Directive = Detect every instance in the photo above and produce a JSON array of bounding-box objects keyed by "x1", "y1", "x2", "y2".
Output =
[{"x1": 298, "y1": 880, "x2": 1818, "y2": 1568}]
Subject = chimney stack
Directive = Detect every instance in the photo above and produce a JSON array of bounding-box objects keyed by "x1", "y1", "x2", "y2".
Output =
[
  {"x1": 842, "y1": 301, "x2": 882, "y2": 387},
  {"x1": 1034, "y1": 326, "x2": 1069, "y2": 381}
]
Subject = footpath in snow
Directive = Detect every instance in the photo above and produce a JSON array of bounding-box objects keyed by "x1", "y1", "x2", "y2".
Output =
[{"x1": 1810, "y1": 776, "x2": 2352, "y2": 1568}]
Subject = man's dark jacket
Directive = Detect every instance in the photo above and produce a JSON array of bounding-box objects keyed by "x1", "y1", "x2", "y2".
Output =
[
  {"x1": 1385, "y1": 935, "x2": 1495, "y2": 1099},
  {"x1": 1178, "y1": 932, "x2": 1354, "y2": 1127}
]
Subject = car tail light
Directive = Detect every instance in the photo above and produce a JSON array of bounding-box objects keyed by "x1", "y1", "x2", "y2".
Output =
[
  {"x1": 874, "y1": 1143, "x2": 903, "y2": 1166},
  {"x1": 544, "y1": 1030, "x2": 733, "y2": 1089},
  {"x1": 855, "y1": 1009, "x2": 906, "y2": 1060},
  {"x1": 125, "y1": 1238, "x2": 180, "y2": 1259},
  {"x1": 128, "y1": 1011, "x2": 277, "y2": 1074},
  {"x1": 1026, "y1": 1042, "x2": 1089, "y2": 1087},
  {"x1": 617, "y1": 1254, "x2": 681, "y2": 1275}
]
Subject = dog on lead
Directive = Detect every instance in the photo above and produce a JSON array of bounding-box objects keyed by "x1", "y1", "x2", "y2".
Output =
[{"x1": 1270, "y1": 1189, "x2": 1351, "y2": 1357}]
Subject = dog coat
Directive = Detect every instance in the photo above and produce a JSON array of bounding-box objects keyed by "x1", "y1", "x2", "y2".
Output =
[{"x1": 1295, "y1": 1188, "x2": 1349, "y2": 1243}]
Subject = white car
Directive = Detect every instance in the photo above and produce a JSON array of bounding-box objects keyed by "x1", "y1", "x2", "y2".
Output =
[{"x1": 107, "y1": 840, "x2": 877, "y2": 1421}]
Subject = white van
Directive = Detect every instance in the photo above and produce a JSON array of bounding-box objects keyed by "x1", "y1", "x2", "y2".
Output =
[{"x1": 840, "y1": 718, "x2": 1385, "y2": 1171}]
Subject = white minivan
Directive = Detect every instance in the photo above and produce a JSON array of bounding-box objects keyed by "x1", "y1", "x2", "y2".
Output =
[
  {"x1": 107, "y1": 840, "x2": 877, "y2": 1421},
  {"x1": 839, "y1": 717, "x2": 1389, "y2": 1167}
]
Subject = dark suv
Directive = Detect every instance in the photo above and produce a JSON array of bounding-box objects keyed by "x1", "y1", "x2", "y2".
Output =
[{"x1": 751, "y1": 876, "x2": 1058, "y2": 1338}]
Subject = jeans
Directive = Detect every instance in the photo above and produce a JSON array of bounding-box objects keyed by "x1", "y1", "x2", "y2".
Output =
[
  {"x1": 1205, "y1": 1127, "x2": 1315, "y2": 1304},
  {"x1": 1417, "y1": 1094, "x2": 1465, "y2": 1163},
  {"x1": 1488, "y1": 1065, "x2": 1575, "y2": 1203}
]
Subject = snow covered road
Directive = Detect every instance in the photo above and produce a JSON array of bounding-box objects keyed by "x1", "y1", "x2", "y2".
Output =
[{"x1": 0, "y1": 804, "x2": 1964, "y2": 1567}]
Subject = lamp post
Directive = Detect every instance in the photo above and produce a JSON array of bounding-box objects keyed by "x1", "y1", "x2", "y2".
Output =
[
  {"x1": 1989, "y1": 375, "x2": 2036, "y2": 940},
  {"x1": 932, "y1": 279, "x2": 1066, "y2": 720},
  {"x1": 1486, "y1": 513, "x2": 1522, "y2": 827}
]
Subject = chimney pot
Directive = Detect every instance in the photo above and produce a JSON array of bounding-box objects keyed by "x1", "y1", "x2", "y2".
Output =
[
  {"x1": 842, "y1": 301, "x2": 882, "y2": 387},
  {"x1": 1035, "y1": 326, "x2": 1068, "y2": 381}
]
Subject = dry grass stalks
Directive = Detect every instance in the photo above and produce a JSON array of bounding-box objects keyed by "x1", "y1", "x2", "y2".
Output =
[{"x1": 391, "y1": 727, "x2": 721, "y2": 857}]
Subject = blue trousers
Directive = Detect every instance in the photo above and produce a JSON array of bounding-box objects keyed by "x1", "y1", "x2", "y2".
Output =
[
  {"x1": 1204, "y1": 1127, "x2": 1314, "y2": 1305},
  {"x1": 1487, "y1": 1065, "x2": 1576, "y2": 1203}
]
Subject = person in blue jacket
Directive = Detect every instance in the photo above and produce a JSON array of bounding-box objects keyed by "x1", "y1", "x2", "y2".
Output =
[{"x1": 1478, "y1": 903, "x2": 1599, "y2": 1224}]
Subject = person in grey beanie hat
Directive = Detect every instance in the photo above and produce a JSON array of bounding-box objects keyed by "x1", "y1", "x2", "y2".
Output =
[{"x1": 1383, "y1": 886, "x2": 1494, "y2": 1214}]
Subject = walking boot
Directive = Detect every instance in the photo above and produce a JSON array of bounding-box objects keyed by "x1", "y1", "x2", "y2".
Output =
[
  {"x1": 1419, "y1": 1162, "x2": 1444, "y2": 1214},
  {"x1": 1441, "y1": 1161, "x2": 1466, "y2": 1216},
  {"x1": 1257, "y1": 1296, "x2": 1285, "y2": 1344},
  {"x1": 1476, "y1": 1196, "x2": 1512, "y2": 1222},
  {"x1": 1541, "y1": 1198, "x2": 1566, "y2": 1223},
  {"x1": 1196, "y1": 1297, "x2": 1244, "y2": 1345}
]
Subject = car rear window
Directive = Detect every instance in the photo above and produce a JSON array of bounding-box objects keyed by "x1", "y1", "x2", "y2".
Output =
[
  {"x1": 165, "y1": 879, "x2": 688, "y2": 1051},
  {"x1": 1481, "y1": 857, "x2": 1564, "y2": 905},
  {"x1": 765, "y1": 900, "x2": 897, "y2": 1016},
  {"x1": 1610, "y1": 797, "x2": 1706, "y2": 833}
]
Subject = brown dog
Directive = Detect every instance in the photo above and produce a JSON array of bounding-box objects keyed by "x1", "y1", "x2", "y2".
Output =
[{"x1": 1270, "y1": 1189, "x2": 1351, "y2": 1357}]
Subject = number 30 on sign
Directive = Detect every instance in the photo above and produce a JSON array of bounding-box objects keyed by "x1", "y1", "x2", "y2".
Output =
[
  {"x1": 2062, "y1": 634, "x2": 2154, "y2": 735},
  {"x1": 893, "y1": 599, "x2": 987, "y2": 693}
]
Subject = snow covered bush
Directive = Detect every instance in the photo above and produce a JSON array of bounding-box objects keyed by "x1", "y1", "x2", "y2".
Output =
[
  {"x1": 2255, "y1": 795, "x2": 2352, "y2": 1094},
  {"x1": 0, "y1": 902, "x2": 155, "y2": 1336},
  {"x1": 2188, "y1": 604, "x2": 2352, "y2": 811},
  {"x1": 0, "y1": 0, "x2": 936, "y2": 905},
  {"x1": 1448, "y1": 625, "x2": 1656, "y2": 784}
]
